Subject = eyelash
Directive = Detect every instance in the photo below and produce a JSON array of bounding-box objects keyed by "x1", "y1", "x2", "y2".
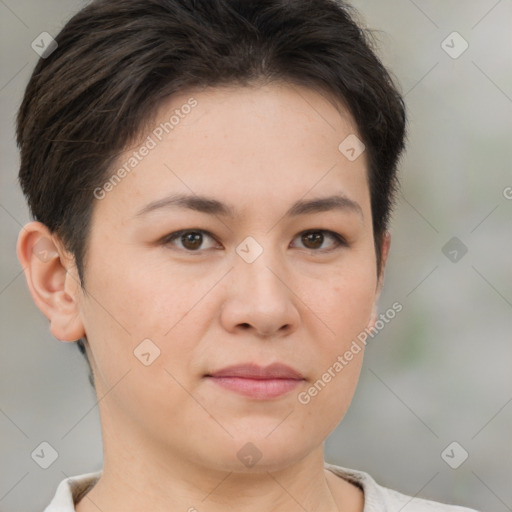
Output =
[{"x1": 160, "y1": 229, "x2": 348, "y2": 254}]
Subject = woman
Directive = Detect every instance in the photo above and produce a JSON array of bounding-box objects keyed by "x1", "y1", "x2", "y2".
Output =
[{"x1": 16, "y1": 0, "x2": 479, "y2": 510}]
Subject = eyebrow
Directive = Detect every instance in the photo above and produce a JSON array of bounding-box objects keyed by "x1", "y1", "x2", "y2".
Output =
[{"x1": 134, "y1": 192, "x2": 363, "y2": 219}]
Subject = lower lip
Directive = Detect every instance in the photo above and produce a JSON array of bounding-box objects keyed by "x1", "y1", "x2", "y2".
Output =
[{"x1": 207, "y1": 376, "x2": 303, "y2": 399}]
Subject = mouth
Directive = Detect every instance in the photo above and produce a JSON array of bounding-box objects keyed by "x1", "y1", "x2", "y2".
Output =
[{"x1": 205, "y1": 363, "x2": 305, "y2": 400}]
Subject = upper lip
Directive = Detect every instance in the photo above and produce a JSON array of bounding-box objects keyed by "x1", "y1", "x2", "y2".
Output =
[{"x1": 206, "y1": 363, "x2": 304, "y2": 380}]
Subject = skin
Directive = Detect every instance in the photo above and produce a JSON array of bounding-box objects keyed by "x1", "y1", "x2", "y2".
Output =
[{"x1": 18, "y1": 82, "x2": 390, "y2": 512}]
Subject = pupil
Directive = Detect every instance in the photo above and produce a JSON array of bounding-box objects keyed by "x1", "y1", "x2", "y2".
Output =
[
  {"x1": 183, "y1": 232, "x2": 202, "y2": 250},
  {"x1": 303, "y1": 232, "x2": 323, "y2": 249}
]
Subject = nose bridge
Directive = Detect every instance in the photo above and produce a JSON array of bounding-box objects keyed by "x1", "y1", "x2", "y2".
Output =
[{"x1": 235, "y1": 235, "x2": 287, "y2": 298}]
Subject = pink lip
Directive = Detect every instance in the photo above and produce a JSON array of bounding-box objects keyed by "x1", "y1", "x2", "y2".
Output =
[{"x1": 205, "y1": 363, "x2": 305, "y2": 399}]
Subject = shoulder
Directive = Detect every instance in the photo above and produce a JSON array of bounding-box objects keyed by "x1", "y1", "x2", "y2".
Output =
[{"x1": 324, "y1": 463, "x2": 481, "y2": 512}]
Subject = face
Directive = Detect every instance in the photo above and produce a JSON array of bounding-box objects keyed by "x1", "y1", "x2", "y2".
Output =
[{"x1": 64, "y1": 83, "x2": 387, "y2": 473}]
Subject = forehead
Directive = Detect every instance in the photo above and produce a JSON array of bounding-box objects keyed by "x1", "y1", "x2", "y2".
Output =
[{"x1": 93, "y1": 82, "x2": 369, "y2": 225}]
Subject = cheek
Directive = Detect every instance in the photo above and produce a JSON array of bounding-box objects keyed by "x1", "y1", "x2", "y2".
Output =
[
  {"x1": 296, "y1": 275, "x2": 373, "y2": 437},
  {"x1": 80, "y1": 255, "x2": 207, "y2": 435},
  {"x1": 82, "y1": 254, "x2": 221, "y2": 405},
  {"x1": 300, "y1": 353, "x2": 364, "y2": 444},
  {"x1": 296, "y1": 260, "x2": 375, "y2": 416},
  {"x1": 87, "y1": 251, "x2": 208, "y2": 338},
  {"x1": 308, "y1": 261, "x2": 377, "y2": 344}
]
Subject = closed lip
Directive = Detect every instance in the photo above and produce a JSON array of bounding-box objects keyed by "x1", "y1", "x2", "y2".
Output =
[{"x1": 206, "y1": 363, "x2": 304, "y2": 380}]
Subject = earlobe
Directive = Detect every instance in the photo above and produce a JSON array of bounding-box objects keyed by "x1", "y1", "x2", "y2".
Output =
[{"x1": 16, "y1": 221, "x2": 86, "y2": 342}]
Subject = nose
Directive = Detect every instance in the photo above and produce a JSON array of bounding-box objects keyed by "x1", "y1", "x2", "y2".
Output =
[{"x1": 219, "y1": 248, "x2": 300, "y2": 339}]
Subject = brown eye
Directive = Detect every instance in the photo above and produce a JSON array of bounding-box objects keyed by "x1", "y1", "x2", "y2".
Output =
[
  {"x1": 293, "y1": 230, "x2": 346, "y2": 252},
  {"x1": 162, "y1": 228, "x2": 346, "y2": 254},
  {"x1": 163, "y1": 229, "x2": 218, "y2": 252},
  {"x1": 181, "y1": 231, "x2": 203, "y2": 250},
  {"x1": 301, "y1": 231, "x2": 324, "y2": 249}
]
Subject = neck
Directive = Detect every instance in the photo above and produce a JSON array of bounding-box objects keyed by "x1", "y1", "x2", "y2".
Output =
[{"x1": 78, "y1": 448, "x2": 341, "y2": 512}]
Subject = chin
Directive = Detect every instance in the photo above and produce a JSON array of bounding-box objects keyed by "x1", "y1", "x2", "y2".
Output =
[{"x1": 200, "y1": 430, "x2": 317, "y2": 474}]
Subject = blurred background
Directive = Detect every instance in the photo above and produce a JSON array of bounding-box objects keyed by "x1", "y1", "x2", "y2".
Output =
[{"x1": 0, "y1": 1, "x2": 511, "y2": 511}]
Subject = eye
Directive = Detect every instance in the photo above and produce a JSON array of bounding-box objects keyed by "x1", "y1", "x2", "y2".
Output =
[
  {"x1": 161, "y1": 228, "x2": 347, "y2": 253},
  {"x1": 292, "y1": 230, "x2": 347, "y2": 252},
  {"x1": 162, "y1": 229, "x2": 219, "y2": 252}
]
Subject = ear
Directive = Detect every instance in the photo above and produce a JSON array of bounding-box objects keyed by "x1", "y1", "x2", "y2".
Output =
[
  {"x1": 367, "y1": 230, "x2": 391, "y2": 330},
  {"x1": 16, "y1": 221, "x2": 86, "y2": 342}
]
